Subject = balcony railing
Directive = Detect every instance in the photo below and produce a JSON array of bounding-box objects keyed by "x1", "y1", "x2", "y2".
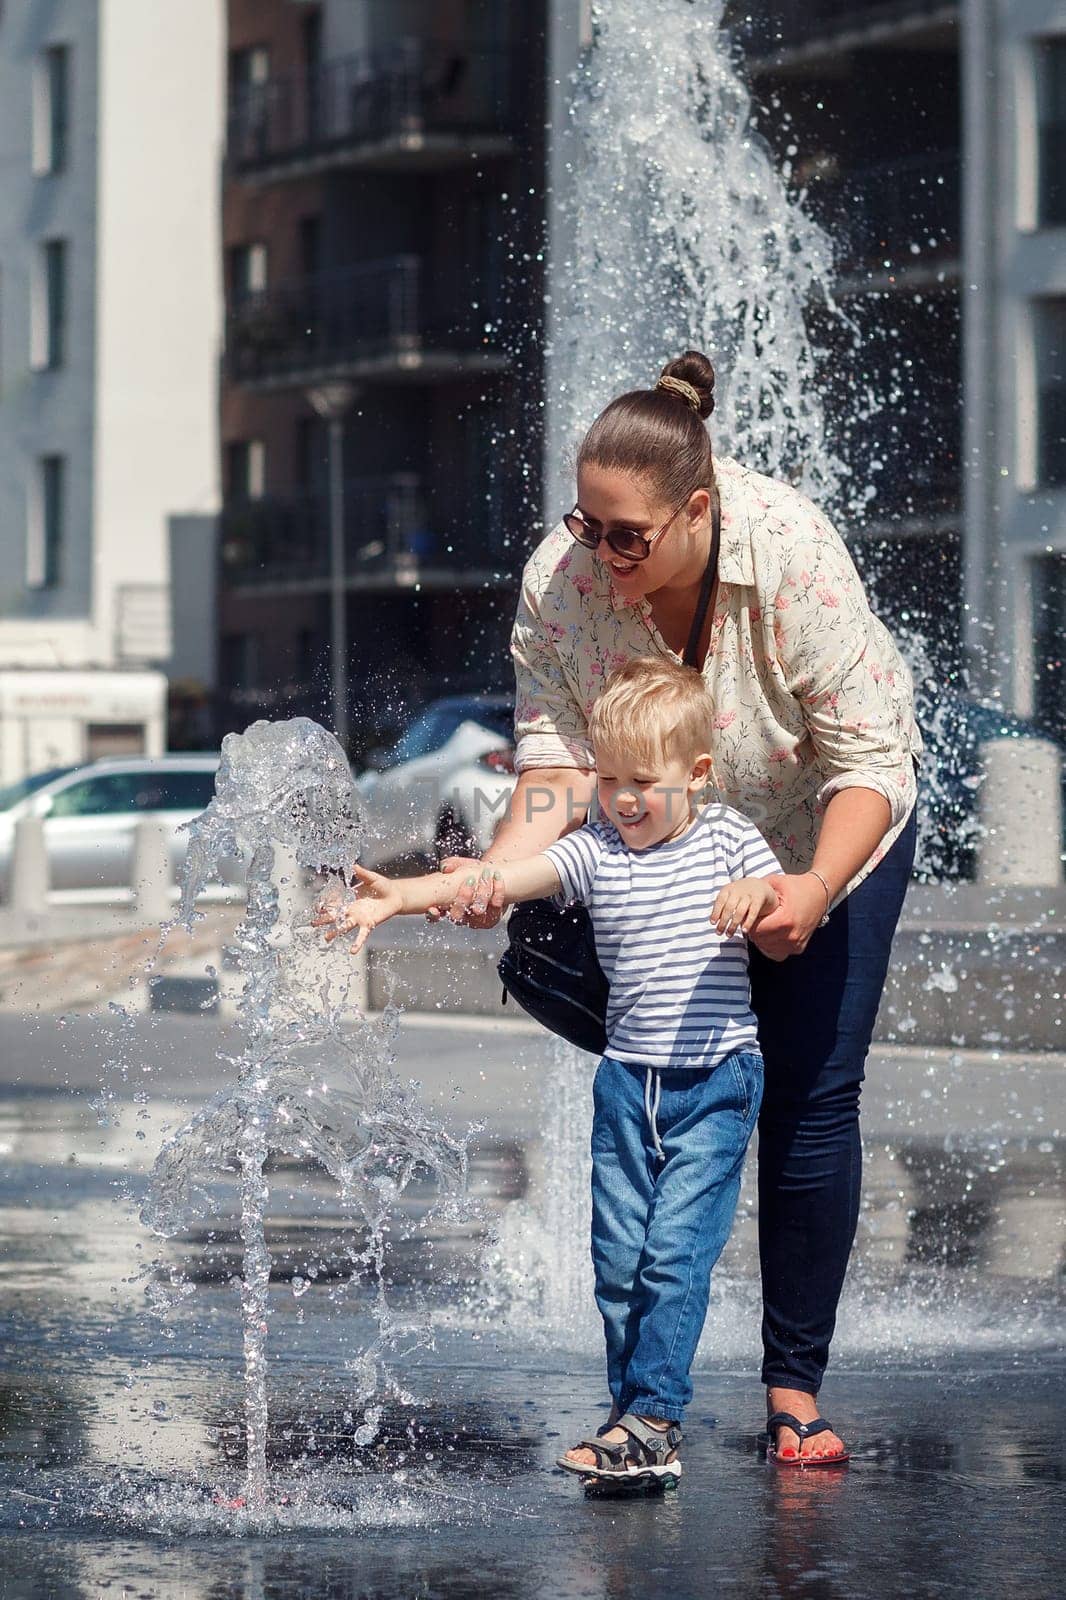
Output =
[
  {"x1": 220, "y1": 475, "x2": 427, "y2": 585},
  {"x1": 728, "y1": 1, "x2": 957, "y2": 56},
  {"x1": 224, "y1": 256, "x2": 505, "y2": 387},
  {"x1": 227, "y1": 40, "x2": 513, "y2": 176},
  {"x1": 219, "y1": 472, "x2": 510, "y2": 588},
  {"x1": 806, "y1": 150, "x2": 960, "y2": 270}
]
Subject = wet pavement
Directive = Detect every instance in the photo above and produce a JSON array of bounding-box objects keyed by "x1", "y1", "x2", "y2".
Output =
[{"x1": 0, "y1": 1010, "x2": 1063, "y2": 1599}]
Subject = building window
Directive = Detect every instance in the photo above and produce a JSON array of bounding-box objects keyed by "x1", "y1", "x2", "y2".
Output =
[
  {"x1": 221, "y1": 632, "x2": 259, "y2": 689},
  {"x1": 1033, "y1": 554, "x2": 1066, "y2": 743},
  {"x1": 299, "y1": 215, "x2": 321, "y2": 279},
  {"x1": 1035, "y1": 299, "x2": 1066, "y2": 488},
  {"x1": 229, "y1": 45, "x2": 271, "y2": 159},
  {"x1": 31, "y1": 239, "x2": 67, "y2": 369},
  {"x1": 225, "y1": 439, "x2": 266, "y2": 501},
  {"x1": 229, "y1": 44, "x2": 270, "y2": 93},
  {"x1": 297, "y1": 627, "x2": 317, "y2": 683},
  {"x1": 27, "y1": 455, "x2": 65, "y2": 589},
  {"x1": 295, "y1": 415, "x2": 327, "y2": 491},
  {"x1": 227, "y1": 242, "x2": 268, "y2": 303},
  {"x1": 1037, "y1": 38, "x2": 1066, "y2": 229},
  {"x1": 33, "y1": 44, "x2": 70, "y2": 175}
]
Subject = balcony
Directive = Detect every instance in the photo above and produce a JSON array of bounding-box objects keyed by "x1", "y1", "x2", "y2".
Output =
[
  {"x1": 729, "y1": 1, "x2": 958, "y2": 65},
  {"x1": 219, "y1": 474, "x2": 506, "y2": 592},
  {"x1": 227, "y1": 40, "x2": 514, "y2": 181},
  {"x1": 805, "y1": 150, "x2": 960, "y2": 278},
  {"x1": 224, "y1": 256, "x2": 509, "y2": 390},
  {"x1": 851, "y1": 397, "x2": 962, "y2": 524}
]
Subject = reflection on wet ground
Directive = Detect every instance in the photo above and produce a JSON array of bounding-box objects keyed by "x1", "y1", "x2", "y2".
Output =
[
  {"x1": 0, "y1": 1014, "x2": 1063, "y2": 1598},
  {"x1": 2, "y1": 1362, "x2": 1064, "y2": 1598}
]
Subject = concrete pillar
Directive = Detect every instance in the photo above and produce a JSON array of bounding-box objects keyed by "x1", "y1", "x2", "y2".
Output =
[
  {"x1": 132, "y1": 819, "x2": 174, "y2": 923},
  {"x1": 977, "y1": 737, "x2": 1064, "y2": 885},
  {"x1": 11, "y1": 815, "x2": 49, "y2": 914}
]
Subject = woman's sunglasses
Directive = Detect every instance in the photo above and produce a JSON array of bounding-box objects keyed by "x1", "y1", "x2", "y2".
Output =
[{"x1": 564, "y1": 501, "x2": 686, "y2": 563}]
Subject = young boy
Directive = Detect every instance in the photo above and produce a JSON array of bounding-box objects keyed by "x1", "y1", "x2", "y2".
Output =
[{"x1": 316, "y1": 657, "x2": 781, "y2": 1486}]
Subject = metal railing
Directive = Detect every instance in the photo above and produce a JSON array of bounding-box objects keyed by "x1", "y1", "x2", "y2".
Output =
[
  {"x1": 806, "y1": 150, "x2": 960, "y2": 267},
  {"x1": 227, "y1": 39, "x2": 513, "y2": 173},
  {"x1": 728, "y1": 0, "x2": 958, "y2": 55},
  {"x1": 225, "y1": 257, "x2": 422, "y2": 384},
  {"x1": 220, "y1": 474, "x2": 437, "y2": 584}
]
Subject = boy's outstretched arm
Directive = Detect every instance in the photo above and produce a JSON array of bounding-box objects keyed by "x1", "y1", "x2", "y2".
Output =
[{"x1": 313, "y1": 856, "x2": 564, "y2": 952}]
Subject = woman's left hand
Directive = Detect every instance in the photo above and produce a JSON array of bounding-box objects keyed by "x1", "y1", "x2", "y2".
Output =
[{"x1": 748, "y1": 873, "x2": 828, "y2": 961}]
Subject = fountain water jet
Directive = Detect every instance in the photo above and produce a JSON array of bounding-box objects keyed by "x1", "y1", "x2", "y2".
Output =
[
  {"x1": 140, "y1": 718, "x2": 470, "y2": 1516},
  {"x1": 486, "y1": 0, "x2": 965, "y2": 1343},
  {"x1": 550, "y1": 0, "x2": 869, "y2": 516}
]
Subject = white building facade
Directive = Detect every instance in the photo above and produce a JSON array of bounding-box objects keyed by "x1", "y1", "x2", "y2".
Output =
[
  {"x1": 964, "y1": 0, "x2": 1066, "y2": 735},
  {"x1": 0, "y1": 0, "x2": 224, "y2": 779}
]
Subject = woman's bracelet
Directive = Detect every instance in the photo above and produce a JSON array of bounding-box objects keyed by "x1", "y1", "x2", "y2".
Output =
[{"x1": 808, "y1": 868, "x2": 833, "y2": 926}]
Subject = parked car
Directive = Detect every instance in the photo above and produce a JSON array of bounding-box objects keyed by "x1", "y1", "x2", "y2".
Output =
[
  {"x1": 355, "y1": 695, "x2": 517, "y2": 868},
  {"x1": 0, "y1": 767, "x2": 76, "y2": 812},
  {"x1": 356, "y1": 687, "x2": 1064, "y2": 883},
  {"x1": 0, "y1": 755, "x2": 225, "y2": 900}
]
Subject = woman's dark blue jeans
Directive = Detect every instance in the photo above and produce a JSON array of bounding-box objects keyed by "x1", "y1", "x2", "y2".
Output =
[{"x1": 747, "y1": 805, "x2": 917, "y2": 1396}]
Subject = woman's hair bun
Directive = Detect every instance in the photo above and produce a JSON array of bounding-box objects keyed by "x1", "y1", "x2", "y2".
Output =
[{"x1": 658, "y1": 351, "x2": 716, "y2": 420}]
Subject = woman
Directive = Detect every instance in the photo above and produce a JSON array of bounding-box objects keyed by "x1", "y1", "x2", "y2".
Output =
[{"x1": 447, "y1": 350, "x2": 920, "y2": 1465}]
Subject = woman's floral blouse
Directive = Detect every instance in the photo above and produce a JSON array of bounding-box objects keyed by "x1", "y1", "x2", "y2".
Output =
[{"x1": 511, "y1": 454, "x2": 922, "y2": 899}]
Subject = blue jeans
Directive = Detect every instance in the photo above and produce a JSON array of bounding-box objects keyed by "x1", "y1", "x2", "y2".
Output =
[
  {"x1": 590, "y1": 1050, "x2": 764, "y2": 1424},
  {"x1": 748, "y1": 804, "x2": 917, "y2": 1395}
]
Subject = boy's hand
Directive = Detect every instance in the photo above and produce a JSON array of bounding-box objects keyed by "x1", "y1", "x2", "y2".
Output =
[
  {"x1": 710, "y1": 876, "x2": 779, "y2": 938},
  {"x1": 311, "y1": 864, "x2": 404, "y2": 953}
]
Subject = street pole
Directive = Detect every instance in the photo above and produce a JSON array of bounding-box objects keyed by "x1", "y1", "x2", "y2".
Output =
[{"x1": 307, "y1": 382, "x2": 356, "y2": 752}]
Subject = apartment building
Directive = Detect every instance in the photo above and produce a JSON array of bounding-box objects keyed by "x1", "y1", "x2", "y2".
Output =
[
  {"x1": 726, "y1": 0, "x2": 964, "y2": 680},
  {"x1": 730, "y1": 0, "x2": 1066, "y2": 736},
  {"x1": 216, "y1": 0, "x2": 1065, "y2": 759},
  {"x1": 217, "y1": 0, "x2": 547, "y2": 757},
  {"x1": 0, "y1": 0, "x2": 224, "y2": 780}
]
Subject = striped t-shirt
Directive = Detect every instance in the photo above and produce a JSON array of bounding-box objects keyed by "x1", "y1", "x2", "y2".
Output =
[{"x1": 543, "y1": 806, "x2": 782, "y2": 1071}]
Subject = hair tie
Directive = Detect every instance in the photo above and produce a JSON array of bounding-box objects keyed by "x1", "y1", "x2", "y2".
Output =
[{"x1": 656, "y1": 374, "x2": 703, "y2": 415}]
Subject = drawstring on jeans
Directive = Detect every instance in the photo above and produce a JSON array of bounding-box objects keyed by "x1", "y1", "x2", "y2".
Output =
[{"x1": 643, "y1": 1067, "x2": 665, "y2": 1163}]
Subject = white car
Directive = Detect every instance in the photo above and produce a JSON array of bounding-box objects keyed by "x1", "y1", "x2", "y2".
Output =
[
  {"x1": 355, "y1": 696, "x2": 518, "y2": 868},
  {"x1": 0, "y1": 755, "x2": 227, "y2": 901}
]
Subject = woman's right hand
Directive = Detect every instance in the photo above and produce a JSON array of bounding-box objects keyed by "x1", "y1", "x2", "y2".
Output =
[{"x1": 429, "y1": 856, "x2": 508, "y2": 927}]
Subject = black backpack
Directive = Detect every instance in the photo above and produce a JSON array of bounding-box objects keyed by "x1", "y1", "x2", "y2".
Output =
[
  {"x1": 498, "y1": 896, "x2": 609, "y2": 1055},
  {"x1": 497, "y1": 490, "x2": 721, "y2": 1053}
]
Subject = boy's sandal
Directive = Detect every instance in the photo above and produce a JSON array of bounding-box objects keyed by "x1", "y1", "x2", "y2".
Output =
[
  {"x1": 758, "y1": 1410, "x2": 849, "y2": 1468},
  {"x1": 557, "y1": 1412, "x2": 683, "y2": 1482}
]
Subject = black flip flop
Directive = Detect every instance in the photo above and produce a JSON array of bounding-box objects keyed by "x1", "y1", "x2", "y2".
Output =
[{"x1": 758, "y1": 1410, "x2": 849, "y2": 1467}]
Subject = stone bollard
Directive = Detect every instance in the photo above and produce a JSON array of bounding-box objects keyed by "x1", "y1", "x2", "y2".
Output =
[
  {"x1": 977, "y1": 736, "x2": 1064, "y2": 886},
  {"x1": 132, "y1": 819, "x2": 174, "y2": 923},
  {"x1": 349, "y1": 932, "x2": 370, "y2": 1016},
  {"x1": 271, "y1": 842, "x2": 302, "y2": 930},
  {"x1": 11, "y1": 814, "x2": 49, "y2": 914}
]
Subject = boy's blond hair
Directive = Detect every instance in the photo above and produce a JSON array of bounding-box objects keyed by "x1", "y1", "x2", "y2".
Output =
[{"x1": 588, "y1": 656, "x2": 714, "y2": 770}]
